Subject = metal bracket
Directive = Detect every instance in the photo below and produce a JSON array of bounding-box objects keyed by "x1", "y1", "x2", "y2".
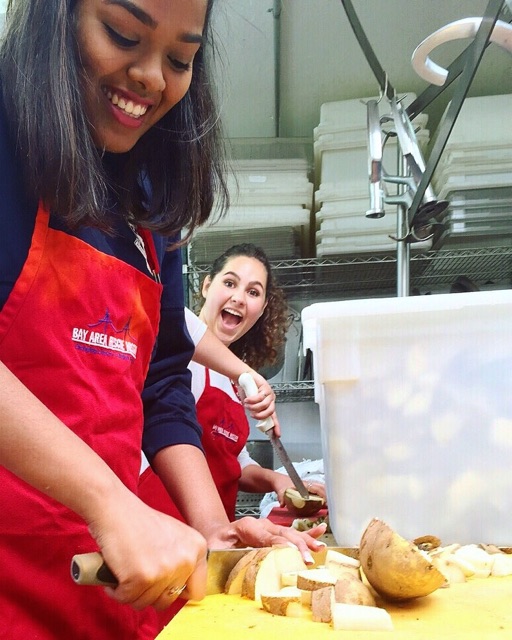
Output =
[{"x1": 339, "y1": 0, "x2": 507, "y2": 292}]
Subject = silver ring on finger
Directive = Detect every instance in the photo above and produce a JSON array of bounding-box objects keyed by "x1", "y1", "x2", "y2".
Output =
[{"x1": 167, "y1": 584, "x2": 186, "y2": 598}]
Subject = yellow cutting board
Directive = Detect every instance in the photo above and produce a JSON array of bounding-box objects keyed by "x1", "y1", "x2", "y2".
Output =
[{"x1": 157, "y1": 576, "x2": 512, "y2": 639}]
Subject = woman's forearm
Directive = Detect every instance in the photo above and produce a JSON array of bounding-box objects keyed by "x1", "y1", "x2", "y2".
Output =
[
  {"x1": 239, "y1": 464, "x2": 293, "y2": 496},
  {"x1": 0, "y1": 360, "x2": 210, "y2": 606},
  {"x1": 192, "y1": 326, "x2": 251, "y2": 381},
  {"x1": 152, "y1": 444, "x2": 231, "y2": 537},
  {"x1": 192, "y1": 327, "x2": 280, "y2": 431},
  {"x1": 240, "y1": 463, "x2": 327, "y2": 506},
  {"x1": 0, "y1": 360, "x2": 126, "y2": 522}
]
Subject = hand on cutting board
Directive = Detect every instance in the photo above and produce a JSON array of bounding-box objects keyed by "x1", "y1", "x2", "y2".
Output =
[
  {"x1": 206, "y1": 517, "x2": 327, "y2": 565},
  {"x1": 87, "y1": 488, "x2": 208, "y2": 611}
]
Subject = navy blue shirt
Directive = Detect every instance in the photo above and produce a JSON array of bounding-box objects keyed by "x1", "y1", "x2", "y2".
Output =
[{"x1": 0, "y1": 97, "x2": 203, "y2": 462}]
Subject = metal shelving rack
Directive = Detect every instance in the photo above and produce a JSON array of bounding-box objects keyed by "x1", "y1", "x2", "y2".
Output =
[
  {"x1": 186, "y1": 245, "x2": 512, "y2": 402},
  {"x1": 187, "y1": 245, "x2": 512, "y2": 301},
  {"x1": 234, "y1": 505, "x2": 261, "y2": 518},
  {"x1": 271, "y1": 381, "x2": 315, "y2": 402}
]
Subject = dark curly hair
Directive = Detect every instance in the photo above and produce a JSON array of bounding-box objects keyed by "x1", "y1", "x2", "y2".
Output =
[{"x1": 197, "y1": 244, "x2": 291, "y2": 371}]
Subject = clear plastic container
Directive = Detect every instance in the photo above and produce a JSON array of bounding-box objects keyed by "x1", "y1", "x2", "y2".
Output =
[{"x1": 302, "y1": 290, "x2": 512, "y2": 545}]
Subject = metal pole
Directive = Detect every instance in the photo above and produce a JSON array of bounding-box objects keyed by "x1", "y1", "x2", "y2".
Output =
[{"x1": 396, "y1": 154, "x2": 410, "y2": 297}]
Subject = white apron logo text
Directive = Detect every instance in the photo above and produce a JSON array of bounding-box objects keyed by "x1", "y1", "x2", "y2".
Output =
[
  {"x1": 72, "y1": 309, "x2": 138, "y2": 359},
  {"x1": 212, "y1": 424, "x2": 239, "y2": 443}
]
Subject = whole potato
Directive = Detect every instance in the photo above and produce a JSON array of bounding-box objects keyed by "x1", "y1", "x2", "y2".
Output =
[{"x1": 359, "y1": 518, "x2": 446, "y2": 601}]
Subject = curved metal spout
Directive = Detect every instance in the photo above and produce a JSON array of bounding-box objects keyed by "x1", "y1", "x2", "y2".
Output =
[
  {"x1": 365, "y1": 99, "x2": 385, "y2": 218},
  {"x1": 390, "y1": 96, "x2": 449, "y2": 223}
]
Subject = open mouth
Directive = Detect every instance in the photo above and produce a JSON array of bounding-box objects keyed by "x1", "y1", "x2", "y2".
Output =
[
  {"x1": 103, "y1": 88, "x2": 150, "y2": 120},
  {"x1": 221, "y1": 309, "x2": 242, "y2": 328}
]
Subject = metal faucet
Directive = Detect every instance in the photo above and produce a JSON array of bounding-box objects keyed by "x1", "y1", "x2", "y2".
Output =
[{"x1": 365, "y1": 99, "x2": 385, "y2": 219}]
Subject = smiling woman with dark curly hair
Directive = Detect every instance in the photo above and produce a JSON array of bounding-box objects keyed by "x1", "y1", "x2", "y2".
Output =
[{"x1": 195, "y1": 243, "x2": 291, "y2": 371}]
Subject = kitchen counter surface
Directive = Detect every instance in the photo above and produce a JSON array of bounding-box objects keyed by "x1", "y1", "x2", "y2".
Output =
[{"x1": 157, "y1": 575, "x2": 512, "y2": 640}]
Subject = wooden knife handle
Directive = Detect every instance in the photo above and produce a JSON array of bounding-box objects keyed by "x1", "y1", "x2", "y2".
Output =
[{"x1": 71, "y1": 552, "x2": 118, "y2": 586}]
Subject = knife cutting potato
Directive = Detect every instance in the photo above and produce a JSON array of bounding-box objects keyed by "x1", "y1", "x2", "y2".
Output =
[
  {"x1": 72, "y1": 547, "x2": 260, "y2": 594},
  {"x1": 238, "y1": 373, "x2": 325, "y2": 517}
]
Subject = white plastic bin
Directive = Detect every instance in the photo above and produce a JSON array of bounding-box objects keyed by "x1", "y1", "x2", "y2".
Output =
[
  {"x1": 314, "y1": 94, "x2": 427, "y2": 139},
  {"x1": 200, "y1": 205, "x2": 311, "y2": 256},
  {"x1": 434, "y1": 94, "x2": 512, "y2": 148},
  {"x1": 203, "y1": 205, "x2": 311, "y2": 230},
  {"x1": 302, "y1": 291, "x2": 512, "y2": 546},
  {"x1": 316, "y1": 200, "x2": 397, "y2": 234},
  {"x1": 226, "y1": 176, "x2": 313, "y2": 209},
  {"x1": 315, "y1": 182, "x2": 370, "y2": 209},
  {"x1": 314, "y1": 130, "x2": 429, "y2": 189},
  {"x1": 221, "y1": 157, "x2": 314, "y2": 209}
]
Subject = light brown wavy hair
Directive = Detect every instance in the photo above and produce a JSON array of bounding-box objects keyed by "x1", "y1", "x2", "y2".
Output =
[{"x1": 196, "y1": 244, "x2": 291, "y2": 370}]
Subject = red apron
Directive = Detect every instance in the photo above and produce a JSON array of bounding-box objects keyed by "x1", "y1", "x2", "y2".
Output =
[
  {"x1": 139, "y1": 367, "x2": 249, "y2": 522},
  {"x1": 0, "y1": 204, "x2": 162, "y2": 639},
  {"x1": 138, "y1": 367, "x2": 249, "y2": 632},
  {"x1": 197, "y1": 368, "x2": 250, "y2": 520}
]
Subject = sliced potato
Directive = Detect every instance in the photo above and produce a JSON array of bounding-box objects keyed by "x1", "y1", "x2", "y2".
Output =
[
  {"x1": 453, "y1": 545, "x2": 493, "y2": 578},
  {"x1": 412, "y1": 534, "x2": 442, "y2": 552},
  {"x1": 430, "y1": 555, "x2": 466, "y2": 585},
  {"x1": 280, "y1": 570, "x2": 300, "y2": 587},
  {"x1": 359, "y1": 518, "x2": 446, "y2": 601},
  {"x1": 296, "y1": 567, "x2": 337, "y2": 591},
  {"x1": 311, "y1": 585, "x2": 335, "y2": 623},
  {"x1": 283, "y1": 488, "x2": 325, "y2": 517},
  {"x1": 241, "y1": 545, "x2": 307, "y2": 601},
  {"x1": 480, "y1": 543, "x2": 503, "y2": 555},
  {"x1": 334, "y1": 573, "x2": 376, "y2": 606},
  {"x1": 446, "y1": 554, "x2": 476, "y2": 578},
  {"x1": 331, "y1": 603, "x2": 394, "y2": 631},
  {"x1": 491, "y1": 552, "x2": 512, "y2": 577},
  {"x1": 224, "y1": 548, "x2": 263, "y2": 595},
  {"x1": 261, "y1": 587, "x2": 304, "y2": 617},
  {"x1": 325, "y1": 548, "x2": 361, "y2": 579}
]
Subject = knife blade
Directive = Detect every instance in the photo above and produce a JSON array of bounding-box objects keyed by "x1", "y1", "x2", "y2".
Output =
[
  {"x1": 267, "y1": 430, "x2": 311, "y2": 500},
  {"x1": 205, "y1": 548, "x2": 253, "y2": 595},
  {"x1": 238, "y1": 373, "x2": 311, "y2": 500}
]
